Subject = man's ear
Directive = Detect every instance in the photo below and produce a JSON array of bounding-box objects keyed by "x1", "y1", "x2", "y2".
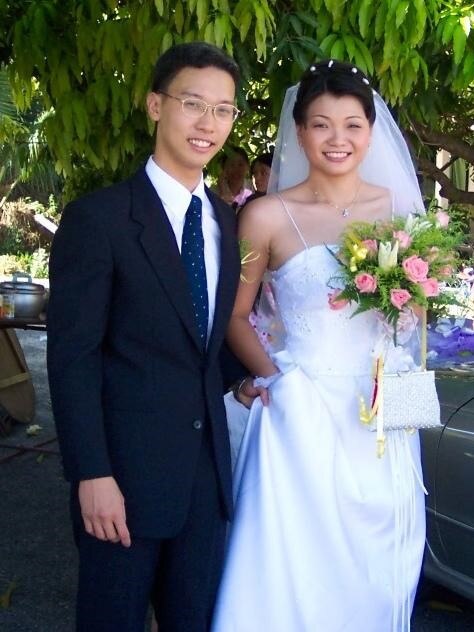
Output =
[{"x1": 146, "y1": 92, "x2": 162, "y2": 122}]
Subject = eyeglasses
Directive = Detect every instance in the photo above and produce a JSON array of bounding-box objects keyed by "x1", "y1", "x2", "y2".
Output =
[{"x1": 158, "y1": 92, "x2": 240, "y2": 123}]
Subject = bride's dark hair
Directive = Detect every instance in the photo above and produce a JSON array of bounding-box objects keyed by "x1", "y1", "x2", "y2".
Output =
[{"x1": 293, "y1": 60, "x2": 375, "y2": 126}]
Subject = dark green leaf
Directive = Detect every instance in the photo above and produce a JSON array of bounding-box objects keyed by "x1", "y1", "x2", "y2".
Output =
[
  {"x1": 289, "y1": 15, "x2": 303, "y2": 36},
  {"x1": 296, "y1": 11, "x2": 318, "y2": 29},
  {"x1": 358, "y1": 0, "x2": 373, "y2": 38},
  {"x1": 395, "y1": 0, "x2": 409, "y2": 28},
  {"x1": 452, "y1": 23, "x2": 467, "y2": 65}
]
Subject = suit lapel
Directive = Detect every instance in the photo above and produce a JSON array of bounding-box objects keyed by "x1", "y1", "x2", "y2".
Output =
[
  {"x1": 129, "y1": 168, "x2": 203, "y2": 351},
  {"x1": 206, "y1": 188, "x2": 240, "y2": 362}
]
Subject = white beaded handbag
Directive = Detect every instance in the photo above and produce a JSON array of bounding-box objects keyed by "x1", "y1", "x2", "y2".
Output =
[{"x1": 360, "y1": 309, "x2": 441, "y2": 456}]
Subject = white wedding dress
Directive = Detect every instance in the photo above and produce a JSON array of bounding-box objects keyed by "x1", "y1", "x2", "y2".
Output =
[{"x1": 212, "y1": 217, "x2": 426, "y2": 631}]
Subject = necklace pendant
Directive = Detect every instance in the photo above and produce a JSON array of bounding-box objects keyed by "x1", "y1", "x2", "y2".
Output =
[{"x1": 342, "y1": 208, "x2": 349, "y2": 218}]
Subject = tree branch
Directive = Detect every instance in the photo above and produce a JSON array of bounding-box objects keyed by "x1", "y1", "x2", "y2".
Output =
[
  {"x1": 410, "y1": 121, "x2": 474, "y2": 164},
  {"x1": 417, "y1": 156, "x2": 474, "y2": 205},
  {"x1": 440, "y1": 155, "x2": 459, "y2": 172}
]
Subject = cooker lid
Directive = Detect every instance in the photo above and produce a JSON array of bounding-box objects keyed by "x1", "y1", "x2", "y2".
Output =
[{"x1": 0, "y1": 283, "x2": 45, "y2": 294}]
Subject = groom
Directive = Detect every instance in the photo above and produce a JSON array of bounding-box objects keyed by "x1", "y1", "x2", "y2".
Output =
[{"x1": 47, "y1": 42, "x2": 241, "y2": 631}]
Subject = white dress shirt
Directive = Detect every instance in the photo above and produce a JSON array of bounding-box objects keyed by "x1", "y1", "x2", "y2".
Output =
[{"x1": 145, "y1": 156, "x2": 221, "y2": 342}]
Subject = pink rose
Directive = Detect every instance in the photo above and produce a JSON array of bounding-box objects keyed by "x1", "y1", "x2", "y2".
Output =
[
  {"x1": 402, "y1": 255, "x2": 429, "y2": 283},
  {"x1": 361, "y1": 239, "x2": 378, "y2": 256},
  {"x1": 328, "y1": 289, "x2": 349, "y2": 310},
  {"x1": 390, "y1": 289, "x2": 412, "y2": 310},
  {"x1": 435, "y1": 210, "x2": 450, "y2": 228},
  {"x1": 393, "y1": 230, "x2": 412, "y2": 249},
  {"x1": 354, "y1": 272, "x2": 377, "y2": 293},
  {"x1": 419, "y1": 278, "x2": 440, "y2": 297}
]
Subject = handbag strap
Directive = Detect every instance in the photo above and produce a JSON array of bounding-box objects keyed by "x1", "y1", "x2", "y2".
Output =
[
  {"x1": 420, "y1": 307, "x2": 427, "y2": 371},
  {"x1": 380, "y1": 307, "x2": 427, "y2": 371}
]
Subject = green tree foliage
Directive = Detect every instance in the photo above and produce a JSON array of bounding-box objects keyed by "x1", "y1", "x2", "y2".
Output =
[
  {"x1": 0, "y1": 67, "x2": 60, "y2": 206},
  {"x1": 0, "y1": 0, "x2": 472, "y2": 200}
]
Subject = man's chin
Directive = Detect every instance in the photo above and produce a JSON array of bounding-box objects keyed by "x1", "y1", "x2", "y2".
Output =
[{"x1": 186, "y1": 152, "x2": 219, "y2": 172}]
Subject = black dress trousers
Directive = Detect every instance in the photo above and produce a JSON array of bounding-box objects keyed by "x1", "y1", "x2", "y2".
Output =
[{"x1": 73, "y1": 427, "x2": 226, "y2": 632}]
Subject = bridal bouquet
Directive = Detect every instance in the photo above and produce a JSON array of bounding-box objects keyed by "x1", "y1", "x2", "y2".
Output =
[
  {"x1": 328, "y1": 209, "x2": 466, "y2": 456},
  {"x1": 328, "y1": 209, "x2": 466, "y2": 332}
]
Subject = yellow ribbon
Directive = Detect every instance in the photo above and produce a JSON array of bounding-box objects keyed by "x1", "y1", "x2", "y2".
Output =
[{"x1": 358, "y1": 356, "x2": 386, "y2": 457}]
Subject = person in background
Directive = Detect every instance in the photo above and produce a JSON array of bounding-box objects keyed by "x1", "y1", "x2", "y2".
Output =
[
  {"x1": 216, "y1": 146, "x2": 253, "y2": 211},
  {"x1": 243, "y1": 151, "x2": 274, "y2": 206}
]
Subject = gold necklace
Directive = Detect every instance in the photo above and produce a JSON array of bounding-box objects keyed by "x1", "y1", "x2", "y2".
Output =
[{"x1": 312, "y1": 181, "x2": 362, "y2": 218}]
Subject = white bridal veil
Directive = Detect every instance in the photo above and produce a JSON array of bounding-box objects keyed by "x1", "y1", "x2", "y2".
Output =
[{"x1": 268, "y1": 85, "x2": 424, "y2": 216}]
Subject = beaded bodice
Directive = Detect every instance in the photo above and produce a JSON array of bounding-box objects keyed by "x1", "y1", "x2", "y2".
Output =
[{"x1": 271, "y1": 245, "x2": 379, "y2": 378}]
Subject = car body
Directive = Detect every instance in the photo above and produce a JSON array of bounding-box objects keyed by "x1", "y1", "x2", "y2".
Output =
[{"x1": 421, "y1": 367, "x2": 474, "y2": 600}]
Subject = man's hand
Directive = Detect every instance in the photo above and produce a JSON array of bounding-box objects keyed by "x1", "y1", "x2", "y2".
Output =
[
  {"x1": 235, "y1": 376, "x2": 269, "y2": 408},
  {"x1": 78, "y1": 476, "x2": 131, "y2": 547}
]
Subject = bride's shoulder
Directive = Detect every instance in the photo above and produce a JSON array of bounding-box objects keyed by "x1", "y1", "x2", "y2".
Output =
[{"x1": 238, "y1": 193, "x2": 290, "y2": 230}]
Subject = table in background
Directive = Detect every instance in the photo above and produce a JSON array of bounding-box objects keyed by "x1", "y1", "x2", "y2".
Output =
[{"x1": 0, "y1": 317, "x2": 46, "y2": 331}]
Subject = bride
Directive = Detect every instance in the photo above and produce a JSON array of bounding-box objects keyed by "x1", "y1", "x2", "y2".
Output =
[{"x1": 212, "y1": 60, "x2": 426, "y2": 632}]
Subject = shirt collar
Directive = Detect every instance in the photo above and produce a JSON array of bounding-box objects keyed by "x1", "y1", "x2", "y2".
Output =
[{"x1": 145, "y1": 156, "x2": 206, "y2": 220}]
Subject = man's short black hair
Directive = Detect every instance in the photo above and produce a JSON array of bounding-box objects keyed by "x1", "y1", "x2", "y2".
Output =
[{"x1": 151, "y1": 42, "x2": 240, "y2": 93}]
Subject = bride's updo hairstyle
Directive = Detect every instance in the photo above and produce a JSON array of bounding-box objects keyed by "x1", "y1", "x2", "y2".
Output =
[{"x1": 293, "y1": 60, "x2": 375, "y2": 127}]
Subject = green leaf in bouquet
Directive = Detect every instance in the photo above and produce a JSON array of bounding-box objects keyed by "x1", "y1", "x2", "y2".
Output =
[{"x1": 350, "y1": 294, "x2": 379, "y2": 317}]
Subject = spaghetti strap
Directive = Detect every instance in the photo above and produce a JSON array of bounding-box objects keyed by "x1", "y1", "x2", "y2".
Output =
[{"x1": 275, "y1": 194, "x2": 309, "y2": 250}]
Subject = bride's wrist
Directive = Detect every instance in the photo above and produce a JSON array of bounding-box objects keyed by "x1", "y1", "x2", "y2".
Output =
[
  {"x1": 253, "y1": 371, "x2": 281, "y2": 388},
  {"x1": 230, "y1": 368, "x2": 281, "y2": 405}
]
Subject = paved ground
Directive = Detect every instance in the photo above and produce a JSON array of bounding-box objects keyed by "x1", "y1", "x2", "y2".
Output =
[
  {"x1": 0, "y1": 330, "x2": 473, "y2": 631},
  {"x1": 0, "y1": 330, "x2": 76, "y2": 631}
]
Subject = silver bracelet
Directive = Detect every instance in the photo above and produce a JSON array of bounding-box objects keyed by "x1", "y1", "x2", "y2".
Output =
[{"x1": 232, "y1": 376, "x2": 249, "y2": 403}]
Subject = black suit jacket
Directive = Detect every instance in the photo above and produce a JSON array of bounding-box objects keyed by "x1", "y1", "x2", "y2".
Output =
[{"x1": 47, "y1": 167, "x2": 241, "y2": 538}]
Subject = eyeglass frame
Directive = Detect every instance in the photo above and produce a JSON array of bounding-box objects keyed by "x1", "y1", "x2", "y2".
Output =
[{"x1": 157, "y1": 91, "x2": 240, "y2": 122}]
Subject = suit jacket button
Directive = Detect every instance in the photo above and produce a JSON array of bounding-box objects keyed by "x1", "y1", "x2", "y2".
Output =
[{"x1": 193, "y1": 419, "x2": 203, "y2": 430}]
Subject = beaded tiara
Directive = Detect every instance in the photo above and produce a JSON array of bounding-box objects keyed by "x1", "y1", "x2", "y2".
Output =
[{"x1": 308, "y1": 59, "x2": 371, "y2": 86}]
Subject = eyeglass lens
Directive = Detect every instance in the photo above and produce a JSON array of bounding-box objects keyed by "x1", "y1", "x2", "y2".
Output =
[{"x1": 182, "y1": 98, "x2": 238, "y2": 122}]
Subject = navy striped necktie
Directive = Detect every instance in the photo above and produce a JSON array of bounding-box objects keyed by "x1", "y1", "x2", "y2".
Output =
[{"x1": 181, "y1": 195, "x2": 209, "y2": 349}]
